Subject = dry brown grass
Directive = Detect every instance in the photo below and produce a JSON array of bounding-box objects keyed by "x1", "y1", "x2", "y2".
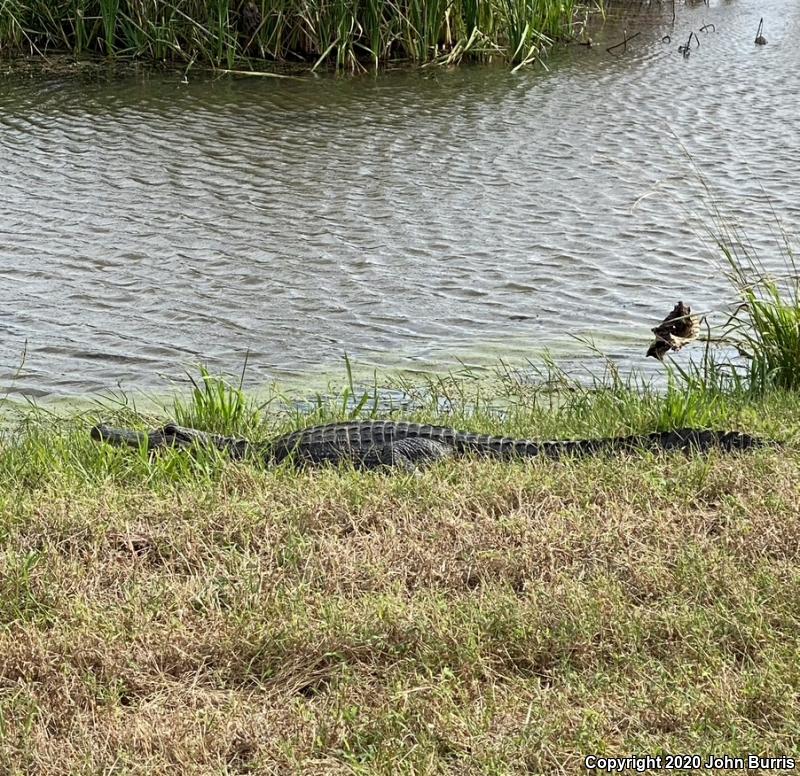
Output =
[{"x1": 1, "y1": 443, "x2": 799, "y2": 773}]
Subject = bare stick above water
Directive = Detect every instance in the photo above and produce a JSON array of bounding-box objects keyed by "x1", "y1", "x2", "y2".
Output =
[
  {"x1": 755, "y1": 18, "x2": 767, "y2": 45},
  {"x1": 606, "y1": 31, "x2": 641, "y2": 54}
]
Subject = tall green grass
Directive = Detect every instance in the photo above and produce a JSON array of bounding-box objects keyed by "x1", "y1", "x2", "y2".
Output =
[
  {"x1": 720, "y1": 246, "x2": 800, "y2": 393},
  {"x1": 0, "y1": 0, "x2": 580, "y2": 71},
  {"x1": 172, "y1": 364, "x2": 265, "y2": 436}
]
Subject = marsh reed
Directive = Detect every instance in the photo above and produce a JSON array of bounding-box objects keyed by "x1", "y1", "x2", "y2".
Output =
[{"x1": 0, "y1": 0, "x2": 581, "y2": 71}]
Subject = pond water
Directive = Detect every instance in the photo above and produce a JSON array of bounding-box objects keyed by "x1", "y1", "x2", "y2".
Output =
[{"x1": 1, "y1": 0, "x2": 798, "y2": 399}]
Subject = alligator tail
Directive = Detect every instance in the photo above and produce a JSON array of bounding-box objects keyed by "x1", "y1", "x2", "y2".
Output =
[{"x1": 473, "y1": 428, "x2": 767, "y2": 459}]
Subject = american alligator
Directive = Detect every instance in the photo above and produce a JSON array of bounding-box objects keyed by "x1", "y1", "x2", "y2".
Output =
[{"x1": 91, "y1": 420, "x2": 766, "y2": 471}]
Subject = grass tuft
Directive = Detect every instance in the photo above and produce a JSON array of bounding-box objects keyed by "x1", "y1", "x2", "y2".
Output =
[
  {"x1": 173, "y1": 363, "x2": 263, "y2": 436},
  {"x1": 725, "y1": 263, "x2": 800, "y2": 393}
]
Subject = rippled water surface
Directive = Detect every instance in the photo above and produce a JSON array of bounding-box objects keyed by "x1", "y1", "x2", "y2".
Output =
[{"x1": 1, "y1": 0, "x2": 798, "y2": 397}]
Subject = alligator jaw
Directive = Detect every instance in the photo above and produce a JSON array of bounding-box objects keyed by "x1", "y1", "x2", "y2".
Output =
[
  {"x1": 91, "y1": 424, "x2": 153, "y2": 449},
  {"x1": 91, "y1": 423, "x2": 250, "y2": 458},
  {"x1": 91, "y1": 424, "x2": 176, "y2": 451}
]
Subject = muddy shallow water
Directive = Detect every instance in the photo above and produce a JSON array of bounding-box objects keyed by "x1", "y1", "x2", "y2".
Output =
[{"x1": 1, "y1": 0, "x2": 798, "y2": 398}]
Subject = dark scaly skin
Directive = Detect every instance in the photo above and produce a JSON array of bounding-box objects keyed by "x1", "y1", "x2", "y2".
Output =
[
  {"x1": 91, "y1": 420, "x2": 767, "y2": 470},
  {"x1": 91, "y1": 423, "x2": 250, "y2": 458}
]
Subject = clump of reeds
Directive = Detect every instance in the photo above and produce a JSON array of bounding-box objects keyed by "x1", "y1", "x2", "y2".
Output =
[
  {"x1": 0, "y1": 0, "x2": 579, "y2": 71},
  {"x1": 723, "y1": 249, "x2": 800, "y2": 393}
]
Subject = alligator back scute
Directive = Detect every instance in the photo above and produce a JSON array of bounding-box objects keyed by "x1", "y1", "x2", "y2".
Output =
[{"x1": 267, "y1": 423, "x2": 455, "y2": 469}]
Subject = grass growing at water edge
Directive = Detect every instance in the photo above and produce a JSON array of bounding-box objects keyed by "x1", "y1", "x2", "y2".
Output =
[
  {"x1": 672, "y1": 153, "x2": 800, "y2": 396},
  {"x1": 0, "y1": 0, "x2": 584, "y2": 72},
  {"x1": 719, "y1": 244, "x2": 800, "y2": 393},
  {"x1": 0, "y1": 350, "x2": 795, "y2": 494}
]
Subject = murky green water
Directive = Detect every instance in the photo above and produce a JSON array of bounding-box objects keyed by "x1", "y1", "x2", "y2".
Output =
[{"x1": 1, "y1": 0, "x2": 797, "y2": 398}]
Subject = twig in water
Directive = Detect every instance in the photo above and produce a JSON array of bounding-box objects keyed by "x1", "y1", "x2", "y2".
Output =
[
  {"x1": 211, "y1": 68, "x2": 306, "y2": 80},
  {"x1": 677, "y1": 31, "x2": 700, "y2": 58},
  {"x1": 699, "y1": 23, "x2": 716, "y2": 34},
  {"x1": 606, "y1": 30, "x2": 641, "y2": 54},
  {"x1": 755, "y1": 18, "x2": 767, "y2": 45}
]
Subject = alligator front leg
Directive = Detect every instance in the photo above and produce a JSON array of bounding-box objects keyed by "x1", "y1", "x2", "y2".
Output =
[{"x1": 355, "y1": 438, "x2": 453, "y2": 471}]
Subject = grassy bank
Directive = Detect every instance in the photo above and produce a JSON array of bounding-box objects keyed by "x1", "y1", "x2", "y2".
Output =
[
  {"x1": 0, "y1": 0, "x2": 582, "y2": 72},
  {"x1": 1, "y1": 364, "x2": 799, "y2": 772}
]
